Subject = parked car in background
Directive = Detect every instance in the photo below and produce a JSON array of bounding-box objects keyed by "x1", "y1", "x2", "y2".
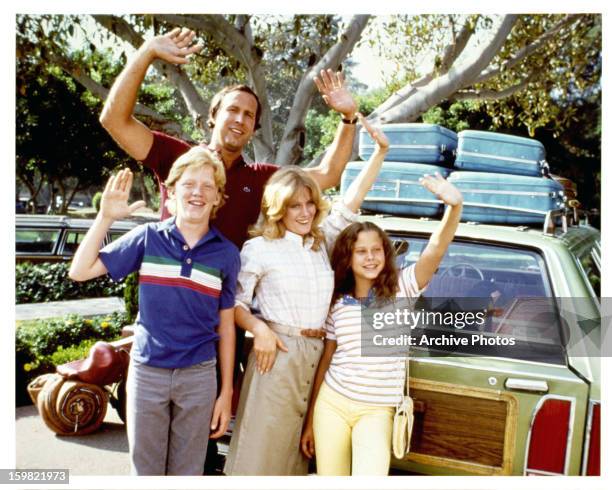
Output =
[
  {"x1": 362, "y1": 207, "x2": 600, "y2": 476},
  {"x1": 15, "y1": 215, "x2": 155, "y2": 264}
]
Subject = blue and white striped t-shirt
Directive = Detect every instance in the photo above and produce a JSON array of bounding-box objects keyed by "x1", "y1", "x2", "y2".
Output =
[{"x1": 323, "y1": 264, "x2": 426, "y2": 406}]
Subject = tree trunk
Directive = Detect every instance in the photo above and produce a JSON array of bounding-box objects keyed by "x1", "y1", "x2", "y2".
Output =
[
  {"x1": 137, "y1": 171, "x2": 149, "y2": 207},
  {"x1": 275, "y1": 15, "x2": 370, "y2": 166},
  {"x1": 376, "y1": 15, "x2": 518, "y2": 124}
]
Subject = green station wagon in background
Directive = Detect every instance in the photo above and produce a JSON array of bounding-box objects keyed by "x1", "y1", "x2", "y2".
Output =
[{"x1": 366, "y1": 208, "x2": 601, "y2": 476}]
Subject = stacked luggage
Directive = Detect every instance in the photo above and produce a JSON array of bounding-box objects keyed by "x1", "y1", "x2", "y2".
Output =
[{"x1": 341, "y1": 124, "x2": 568, "y2": 225}]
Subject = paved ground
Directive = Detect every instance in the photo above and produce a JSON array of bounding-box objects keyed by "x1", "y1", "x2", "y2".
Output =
[
  {"x1": 15, "y1": 402, "x2": 231, "y2": 476},
  {"x1": 16, "y1": 297, "x2": 125, "y2": 321},
  {"x1": 16, "y1": 297, "x2": 130, "y2": 475},
  {"x1": 16, "y1": 403, "x2": 131, "y2": 475}
]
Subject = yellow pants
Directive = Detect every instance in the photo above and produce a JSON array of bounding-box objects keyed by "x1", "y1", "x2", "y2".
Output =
[{"x1": 313, "y1": 381, "x2": 394, "y2": 476}]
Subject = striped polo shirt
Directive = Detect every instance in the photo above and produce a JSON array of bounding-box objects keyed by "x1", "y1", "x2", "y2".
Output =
[
  {"x1": 99, "y1": 218, "x2": 240, "y2": 369},
  {"x1": 323, "y1": 264, "x2": 425, "y2": 406}
]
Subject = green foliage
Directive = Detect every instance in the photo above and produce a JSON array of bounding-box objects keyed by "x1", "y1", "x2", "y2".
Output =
[
  {"x1": 421, "y1": 100, "x2": 487, "y2": 132},
  {"x1": 303, "y1": 110, "x2": 341, "y2": 164},
  {"x1": 15, "y1": 312, "x2": 127, "y2": 406},
  {"x1": 123, "y1": 272, "x2": 139, "y2": 324},
  {"x1": 18, "y1": 312, "x2": 125, "y2": 357},
  {"x1": 92, "y1": 191, "x2": 102, "y2": 211},
  {"x1": 16, "y1": 261, "x2": 125, "y2": 304},
  {"x1": 48, "y1": 338, "x2": 103, "y2": 366}
]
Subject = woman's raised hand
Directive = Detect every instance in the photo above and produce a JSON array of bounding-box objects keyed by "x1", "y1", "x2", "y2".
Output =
[
  {"x1": 358, "y1": 113, "x2": 389, "y2": 153},
  {"x1": 420, "y1": 172, "x2": 463, "y2": 207},
  {"x1": 100, "y1": 169, "x2": 146, "y2": 221}
]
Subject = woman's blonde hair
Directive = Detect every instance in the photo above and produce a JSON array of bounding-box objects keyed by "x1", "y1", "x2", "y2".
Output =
[
  {"x1": 164, "y1": 146, "x2": 226, "y2": 219},
  {"x1": 250, "y1": 167, "x2": 330, "y2": 250}
]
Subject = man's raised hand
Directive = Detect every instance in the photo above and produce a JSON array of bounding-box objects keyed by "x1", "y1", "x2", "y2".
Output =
[
  {"x1": 147, "y1": 27, "x2": 203, "y2": 65},
  {"x1": 314, "y1": 69, "x2": 358, "y2": 120},
  {"x1": 100, "y1": 169, "x2": 146, "y2": 221}
]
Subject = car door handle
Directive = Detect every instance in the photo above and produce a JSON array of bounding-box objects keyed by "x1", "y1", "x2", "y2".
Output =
[{"x1": 505, "y1": 378, "x2": 549, "y2": 393}]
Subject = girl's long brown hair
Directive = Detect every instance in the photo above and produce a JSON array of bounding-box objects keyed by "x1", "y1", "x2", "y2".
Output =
[{"x1": 330, "y1": 221, "x2": 399, "y2": 304}]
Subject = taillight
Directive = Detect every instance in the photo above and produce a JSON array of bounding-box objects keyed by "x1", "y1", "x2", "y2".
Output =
[
  {"x1": 525, "y1": 397, "x2": 573, "y2": 475},
  {"x1": 583, "y1": 402, "x2": 600, "y2": 476}
]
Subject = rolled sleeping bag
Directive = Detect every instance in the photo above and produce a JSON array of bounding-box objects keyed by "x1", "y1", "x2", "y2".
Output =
[{"x1": 36, "y1": 374, "x2": 108, "y2": 436}]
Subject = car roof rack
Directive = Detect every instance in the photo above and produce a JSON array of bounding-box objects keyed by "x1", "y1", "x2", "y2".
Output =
[{"x1": 543, "y1": 206, "x2": 591, "y2": 236}]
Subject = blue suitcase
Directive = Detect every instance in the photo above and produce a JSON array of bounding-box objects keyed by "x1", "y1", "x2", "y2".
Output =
[
  {"x1": 359, "y1": 123, "x2": 457, "y2": 164},
  {"x1": 340, "y1": 161, "x2": 450, "y2": 217},
  {"x1": 455, "y1": 130, "x2": 548, "y2": 176},
  {"x1": 448, "y1": 171, "x2": 565, "y2": 224}
]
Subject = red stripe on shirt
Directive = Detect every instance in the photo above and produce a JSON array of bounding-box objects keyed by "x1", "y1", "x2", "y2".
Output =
[{"x1": 139, "y1": 275, "x2": 221, "y2": 298}]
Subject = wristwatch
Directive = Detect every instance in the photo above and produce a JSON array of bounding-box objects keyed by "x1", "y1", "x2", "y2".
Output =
[{"x1": 341, "y1": 115, "x2": 358, "y2": 125}]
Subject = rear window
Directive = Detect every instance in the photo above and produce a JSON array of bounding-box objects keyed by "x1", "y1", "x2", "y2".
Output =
[
  {"x1": 394, "y1": 236, "x2": 564, "y2": 363},
  {"x1": 16, "y1": 229, "x2": 60, "y2": 254}
]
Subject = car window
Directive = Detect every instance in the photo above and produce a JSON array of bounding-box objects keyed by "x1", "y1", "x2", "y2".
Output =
[
  {"x1": 108, "y1": 232, "x2": 125, "y2": 243},
  {"x1": 577, "y1": 242, "x2": 601, "y2": 299},
  {"x1": 393, "y1": 236, "x2": 564, "y2": 363},
  {"x1": 16, "y1": 229, "x2": 60, "y2": 254},
  {"x1": 61, "y1": 230, "x2": 88, "y2": 256}
]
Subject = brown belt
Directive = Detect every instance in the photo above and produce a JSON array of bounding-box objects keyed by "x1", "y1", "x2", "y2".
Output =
[{"x1": 267, "y1": 321, "x2": 325, "y2": 339}]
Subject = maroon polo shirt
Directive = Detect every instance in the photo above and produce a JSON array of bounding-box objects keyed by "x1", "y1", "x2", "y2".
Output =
[{"x1": 142, "y1": 131, "x2": 278, "y2": 248}]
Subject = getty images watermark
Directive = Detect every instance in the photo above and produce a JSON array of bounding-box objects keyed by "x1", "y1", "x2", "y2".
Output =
[{"x1": 360, "y1": 296, "x2": 612, "y2": 362}]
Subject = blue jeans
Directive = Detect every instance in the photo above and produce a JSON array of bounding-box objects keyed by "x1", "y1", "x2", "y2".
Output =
[{"x1": 126, "y1": 357, "x2": 217, "y2": 475}]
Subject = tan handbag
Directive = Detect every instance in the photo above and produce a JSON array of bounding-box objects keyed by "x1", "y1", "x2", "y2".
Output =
[{"x1": 392, "y1": 357, "x2": 414, "y2": 459}]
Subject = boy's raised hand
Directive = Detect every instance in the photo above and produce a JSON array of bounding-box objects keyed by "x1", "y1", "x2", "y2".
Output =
[
  {"x1": 100, "y1": 169, "x2": 146, "y2": 221},
  {"x1": 314, "y1": 69, "x2": 358, "y2": 119},
  {"x1": 420, "y1": 172, "x2": 463, "y2": 206},
  {"x1": 358, "y1": 113, "x2": 389, "y2": 152}
]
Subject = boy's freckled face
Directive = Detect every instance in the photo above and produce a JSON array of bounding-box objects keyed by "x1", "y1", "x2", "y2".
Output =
[{"x1": 171, "y1": 165, "x2": 220, "y2": 224}]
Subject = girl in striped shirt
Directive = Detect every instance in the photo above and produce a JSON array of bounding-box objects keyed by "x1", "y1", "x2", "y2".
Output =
[{"x1": 300, "y1": 173, "x2": 463, "y2": 475}]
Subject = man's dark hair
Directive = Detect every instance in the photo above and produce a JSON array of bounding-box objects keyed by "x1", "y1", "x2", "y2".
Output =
[{"x1": 207, "y1": 85, "x2": 262, "y2": 131}]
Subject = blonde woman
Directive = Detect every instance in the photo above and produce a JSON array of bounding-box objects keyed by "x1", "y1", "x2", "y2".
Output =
[
  {"x1": 69, "y1": 147, "x2": 240, "y2": 475},
  {"x1": 224, "y1": 115, "x2": 389, "y2": 475}
]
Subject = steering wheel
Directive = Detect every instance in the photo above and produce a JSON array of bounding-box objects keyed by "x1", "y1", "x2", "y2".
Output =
[{"x1": 440, "y1": 263, "x2": 484, "y2": 281}]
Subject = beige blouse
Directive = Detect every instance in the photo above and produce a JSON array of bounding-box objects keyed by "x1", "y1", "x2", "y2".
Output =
[{"x1": 235, "y1": 201, "x2": 359, "y2": 329}]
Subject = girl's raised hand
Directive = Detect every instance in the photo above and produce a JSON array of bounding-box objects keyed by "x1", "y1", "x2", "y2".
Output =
[
  {"x1": 358, "y1": 113, "x2": 389, "y2": 152},
  {"x1": 100, "y1": 169, "x2": 146, "y2": 221},
  {"x1": 420, "y1": 172, "x2": 463, "y2": 207}
]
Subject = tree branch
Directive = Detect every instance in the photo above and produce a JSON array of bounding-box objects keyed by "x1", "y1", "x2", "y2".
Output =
[
  {"x1": 438, "y1": 15, "x2": 478, "y2": 75},
  {"x1": 451, "y1": 75, "x2": 533, "y2": 101},
  {"x1": 474, "y1": 14, "x2": 579, "y2": 84},
  {"x1": 367, "y1": 74, "x2": 432, "y2": 120},
  {"x1": 368, "y1": 16, "x2": 476, "y2": 120},
  {"x1": 378, "y1": 15, "x2": 518, "y2": 124},
  {"x1": 42, "y1": 41, "x2": 187, "y2": 137},
  {"x1": 275, "y1": 15, "x2": 370, "y2": 165},
  {"x1": 93, "y1": 15, "x2": 208, "y2": 132}
]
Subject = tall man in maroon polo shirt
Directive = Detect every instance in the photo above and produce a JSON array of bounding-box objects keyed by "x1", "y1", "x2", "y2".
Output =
[
  {"x1": 100, "y1": 27, "x2": 359, "y2": 249},
  {"x1": 100, "y1": 27, "x2": 359, "y2": 474}
]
